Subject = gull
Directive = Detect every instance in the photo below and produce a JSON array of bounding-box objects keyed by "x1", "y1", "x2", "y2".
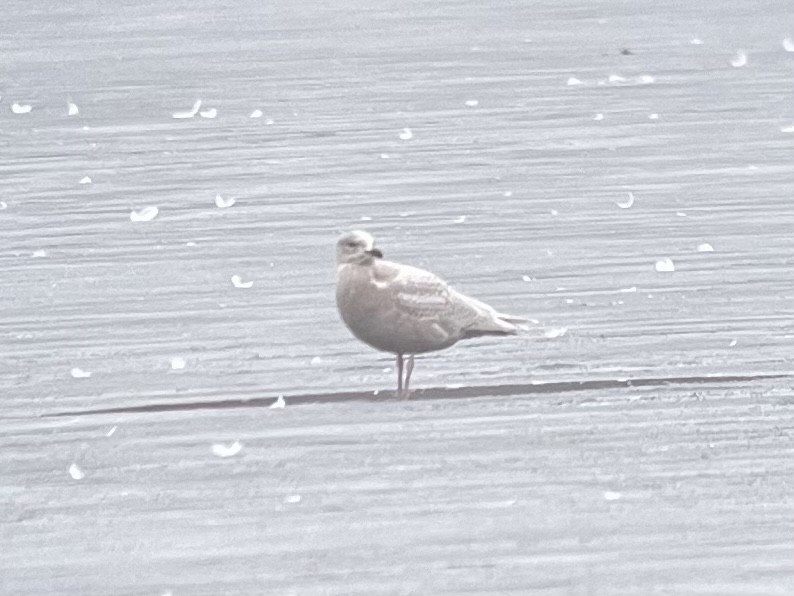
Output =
[{"x1": 335, "y1": 230, "x2": 525, "y2": 395}]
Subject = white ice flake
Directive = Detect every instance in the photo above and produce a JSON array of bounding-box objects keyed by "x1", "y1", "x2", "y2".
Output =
[
  {"x1": 69, "y1": 463, "x2": 85, "y2": 480},
  {"x1": 730, "y1": 50, "x2": 747, "y2": 68},
  {"x1": 11, "y1": 102, "x2": 32, "y2": 114},
  {"x1": 784, "y1": 38, "x2": 794, "y2": 52},
  {"x1": 655, "y1": 258, "x2": 675, "y2": 273},
  {"x1": 211, "y1": 441, "x2": 243, "y2": 458},
  {"x1": 696, "y1": 243, "x2": 714, "y2": 252},
  {"x1": 231, "y1": 275, "x2": 253, "y2": 289},
  {"x1": 398, "y1": 128, "x2": 413, "y2": 140},
  {"x1": 270, "y1": 395, "x2": 286, "y2": 409},
  {"x1": 250, "y1": 109, "x2": 263, "y2": 118},
  {"x1": 67, "y1": 102, "x2": 79, "y2": 116},
  {"x1": 172, "y1": 99, "x2": 202, "y2": 119},
  {"x1": 170, "y1": 357, "x2": 186, "y2": 370},
  {"x1": 130, "y1": 206, "x2": 159, "y2": 222},
  {"x1": 70, "y1": 367, "x2": 92, "y2": 378},
  {"x1": 199, "y1": 107, "x2": 217, "y2": 119},
  {"x1": 615, "y1": 192, "x2": 635, "y2": 209},
  {"x1": 214, "y1": 194, "x2": 235, "y2": 208},
  {"x1": 543, "y1": 327, "x2": 568, "y2": 339}
]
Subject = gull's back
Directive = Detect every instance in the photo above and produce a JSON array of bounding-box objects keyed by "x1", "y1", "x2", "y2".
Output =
[{"x1": 336, "y1": 256, "x2": 518, "y2": 356}]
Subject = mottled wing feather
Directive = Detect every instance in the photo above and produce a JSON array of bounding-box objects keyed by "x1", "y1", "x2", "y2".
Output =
[
  {"x1": 378, "y1": 264, "x2": 488, "y2": 332},
  {"x1": 338, "y1": 257, "x2": 520, "y2": 355}
]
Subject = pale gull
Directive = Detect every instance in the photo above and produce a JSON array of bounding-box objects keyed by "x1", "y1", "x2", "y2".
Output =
[{"x1": 335, "y1": 230, "x2": 525, "y2": 395}]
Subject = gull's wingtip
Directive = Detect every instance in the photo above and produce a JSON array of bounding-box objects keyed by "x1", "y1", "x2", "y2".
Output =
[{"x1": 496, "y1": 312, "x2": 536, "y2": 325}]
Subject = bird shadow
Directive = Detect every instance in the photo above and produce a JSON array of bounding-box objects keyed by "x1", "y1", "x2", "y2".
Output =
[{"x1": 46, "y1": 373, "x2": 788, "y2": 418}]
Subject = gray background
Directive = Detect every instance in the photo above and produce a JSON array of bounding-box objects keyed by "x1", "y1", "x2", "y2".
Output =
[{"x1": 2, "y1": 0, "x2": 793, "y2": 594}]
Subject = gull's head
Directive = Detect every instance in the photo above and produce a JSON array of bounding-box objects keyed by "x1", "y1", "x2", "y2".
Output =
[{"x1": 336, "y1": 230, "x2": 383, "y2": 265}]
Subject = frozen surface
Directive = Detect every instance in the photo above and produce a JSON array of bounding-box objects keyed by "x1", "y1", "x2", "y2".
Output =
[{"x1": 1, "y1": 0, "x2": 793, "y2": 593}]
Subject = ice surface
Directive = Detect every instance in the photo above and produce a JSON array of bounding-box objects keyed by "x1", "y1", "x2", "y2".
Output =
[{"x1": 2, "y1": 3, "x2": 793, "y2": 593}]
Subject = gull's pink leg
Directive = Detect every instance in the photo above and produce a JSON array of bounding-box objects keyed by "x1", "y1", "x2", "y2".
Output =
[
  {"x1": 404, "y1": 355, "x2": 415, "y2": 395},
  {"x1": 396, "y1": 353, "x2": 404, "y2": 395}
]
